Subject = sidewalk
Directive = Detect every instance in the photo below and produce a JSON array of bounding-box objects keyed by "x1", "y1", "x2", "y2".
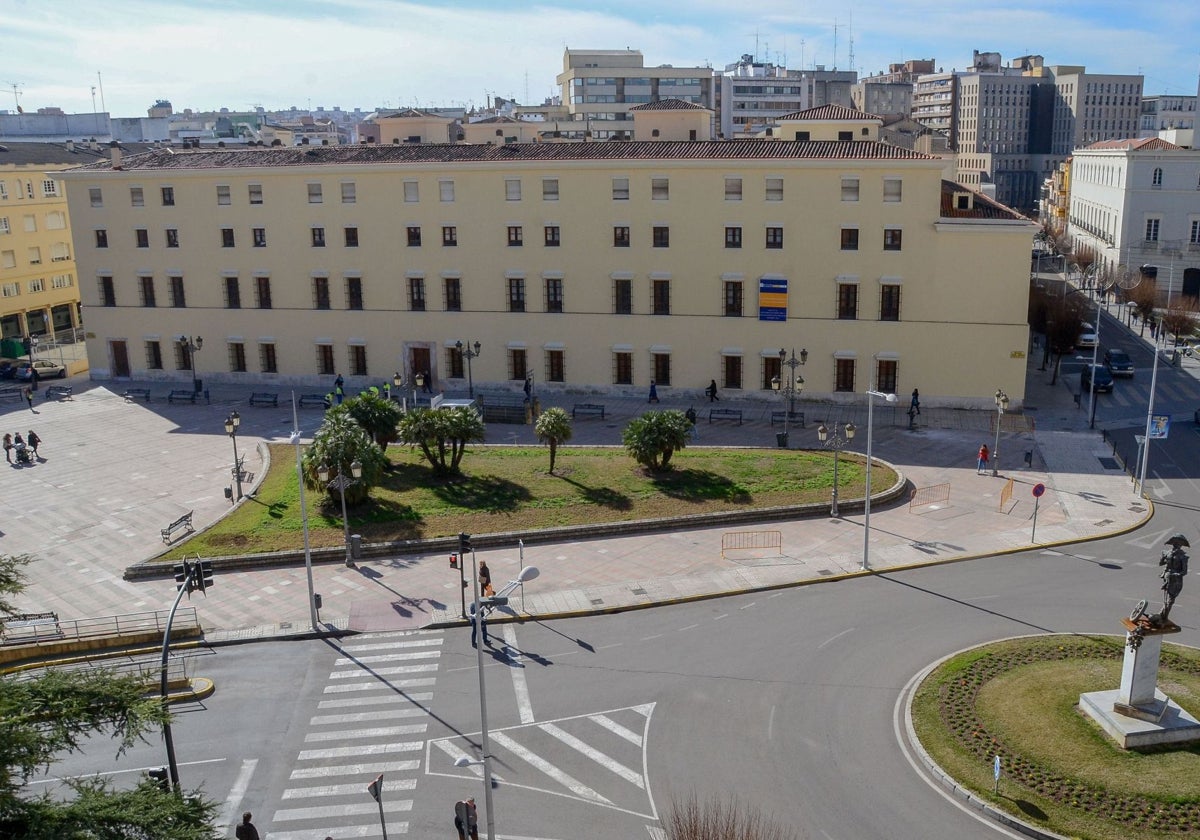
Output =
[{"x1": 0, "y1": 345, "x2": 1151, "y2": 644}]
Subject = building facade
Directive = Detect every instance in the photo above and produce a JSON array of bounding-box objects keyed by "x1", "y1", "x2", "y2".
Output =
[{"x1": 60, "y1": 131, "x2": 1034, "y2": 407}]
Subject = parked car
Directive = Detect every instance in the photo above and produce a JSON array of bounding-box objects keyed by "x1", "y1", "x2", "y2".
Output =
[
  {"x1": 1076, "y1": 322, "x2": 1098, "y2": 348},
  {"x1": 0, "y1": 359, "x2": 19, "y2": 380},
  {"x1": 1081, "y1": 363, "x2": 1114, "y2": 394},
  {"x1": 1103, "y1": 348, "x2": 1135, "y2": 377},
  {"x1": 15, "y1": 359, "x2": 67, "y2": 380}
]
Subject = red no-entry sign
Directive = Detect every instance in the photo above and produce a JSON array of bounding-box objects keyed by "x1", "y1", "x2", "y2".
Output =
[{"x1": 1032, "y1": 483, "x2": 1045, "y2": 497}]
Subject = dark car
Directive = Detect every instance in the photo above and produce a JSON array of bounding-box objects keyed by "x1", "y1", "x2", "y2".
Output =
[
  {"x1": 1103, "y1": 348, "x2": 1134, "y2": 377},
  {"x1": 0, "y1": 359, "x2": 18, "y2": 380},
  {"x1": 1081, "y1": 363, "x2": 1114, "y2": 394}
]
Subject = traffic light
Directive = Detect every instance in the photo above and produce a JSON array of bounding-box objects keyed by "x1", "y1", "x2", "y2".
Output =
[
  {"x1": 198, "y1": 559, "x2": 213, "y2": 593},
  {"x1": 146, "y1": 767, "x2": 170, "y2": 792},
  {"x1": 458, "y1": 532, "x2": 472, "y2": 555},
  {"x1": 482, "y1": 595, "x2": 509, "y2": 608},
  {"x1": 173, "y1": 561, "x2": 192, "y2": 593}
]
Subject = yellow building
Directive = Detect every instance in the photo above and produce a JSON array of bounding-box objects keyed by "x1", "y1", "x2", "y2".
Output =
[
  {"x1": 0, "y1": 143, "x2": 89, "y2": 363},
  {"x1": 59, "y1": 126, "x2": 1035, "y2": 407}
]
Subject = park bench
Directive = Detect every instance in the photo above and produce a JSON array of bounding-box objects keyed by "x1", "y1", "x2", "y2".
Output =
[
  {"x1": 770, "y1": 410, "x2": 805, "y2": 428},
  {"x1": 709, "y1": 408, "x2": 743, "y2": 425},
  {"x1": 1, "y1": 611, "x2": 63, "y2": 644},
  {"x1": 44, "y1": 385, "x2": 73, "y2": 401},
  {"x1": 231, "y1": 454, "x2": 245, "y2": 479},
  {"x1": 249, "y1": 391, "x2": 278, "y2": 407},
  {"x1": 572, "y1": 403, "x2": 606, "y2": 419},
  {"x1": 298, "y1": 393, "x2": 328, "y2": 408},
  {"x1": 122, "y1": 388, "x2": 151, "y2": 402},
  {"x1": 0, "y1": 387, "x2": 23, "y2": 402},
  {"x1": 168, "y1": 389, "x2": 209, "y2": 404},
  {"x1": 479, "y1": 394, "x2": 527, "y2": 424},
  {"x1": 160, "y1": 510, "x2": 194, "y2": 543}
]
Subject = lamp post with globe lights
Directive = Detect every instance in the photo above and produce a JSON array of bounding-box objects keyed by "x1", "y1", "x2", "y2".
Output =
[
  {"x1": 817, "y1": 421, "x2": 856, "y2": 517},
  {"x1": 318, "y1": 460, "x2": 362, "y2": 567},
  {"x1": 456, "y1": 340, "x2": 482, "y2": 398}
]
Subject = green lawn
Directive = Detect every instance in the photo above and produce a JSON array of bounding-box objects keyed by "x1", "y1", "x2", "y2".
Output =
[{"x1": 166, "y1": 443, "x2": 890, "y2": 559}]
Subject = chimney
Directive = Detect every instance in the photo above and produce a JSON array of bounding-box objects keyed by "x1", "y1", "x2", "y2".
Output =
[{"x1": 109, "y1": 140, "x2": 123, "y2": 169}]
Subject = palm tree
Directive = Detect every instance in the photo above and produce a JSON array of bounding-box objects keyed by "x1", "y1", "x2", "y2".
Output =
[
  {"x1": 622, "y1": 410, "x2": 690, "y2": 471},
  {"x1": 534, "y1": 407, "x2": 573, "y2": 473},
  {"x1": 345, "y1": 391, "x2": 403, "y2": 450},
  {"x1": 301, "y1": 412, "x2": 387, "y2": 504},
  {"x1": 396, "y1": 406, "x2": 486, "y2": 473}
]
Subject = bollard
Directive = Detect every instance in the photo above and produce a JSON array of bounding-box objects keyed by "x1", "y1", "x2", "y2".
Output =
[{"x1": 350, "y1": 534, "x2": 362, "y2": 559}]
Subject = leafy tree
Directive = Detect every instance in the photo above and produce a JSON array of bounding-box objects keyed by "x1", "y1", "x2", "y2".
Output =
[
  {"x1": 301, "y1": 409, "x2": 387, "y2": 504},
  {"x1": 0, "y1": 554, "x2": 218, "y2": 839},
  {"x1": 1161, "y1": 296, "x2": 1200, "y2": 347},
  {"x1": 396, "y1": 406, "x2": 486, "y2": 474},
  {"x1": 345, "y1": 391, "x2": 403, "y2": 450},
  {"x1": 622, "y1": 410, "x2": 690, "y2": 472},
  {"x1": 534, "y1": 407, "x2": 573, "y2": 474},
  {"x1": 1126, "y1": 276, "x2": 1159, "y2": 337}
]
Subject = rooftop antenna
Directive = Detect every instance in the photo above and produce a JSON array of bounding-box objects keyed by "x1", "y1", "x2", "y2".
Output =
[
  {"x1": 848, "y1": 12, "x2": 855, "y2": 75},
  {"x1": 96, "y1": 71, "x2": 106, "y2": 113},
  {"x1": 7, "y1": 82, "x2": 22, "y2": 113},
  {"x1": 832, "y1": 18, "x2": 841, "y2": 70}
]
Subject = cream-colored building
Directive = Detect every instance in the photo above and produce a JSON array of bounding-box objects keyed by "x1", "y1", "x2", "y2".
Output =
[
  {"x1": 60, "y1": 123, "x2": 1035, "y2": 408},
  {"x1": 0, "y1": 143, "x2": 88, "y2": 359}
]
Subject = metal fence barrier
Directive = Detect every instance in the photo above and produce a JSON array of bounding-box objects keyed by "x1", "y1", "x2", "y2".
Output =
[
  {"x1": 999, "y1": 477, "x2": 1015, "y2": 512},
  {"x1": 721, "y1": 530, "x2": 783, "y2": 559},
  {"x1": 909, "y1": 483, "x2": 951, "y2": 510},
  {"x1": 1, "y1": 607, "x2": 198, "y2": 647}
]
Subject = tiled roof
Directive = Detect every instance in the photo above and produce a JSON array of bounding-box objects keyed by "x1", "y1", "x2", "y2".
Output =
[
  {"x1": 0, "y1": 141, "x2": 162, "y2": 167},
  {"x1": 376, "y1": 108, "x2": 444, "y2": 120},
  {"x1": 70, "y1": 140, "x2": 939, "y2": 172},
  {"x1": 778, "y1": 104, "x2": 883, "y2": 122},
  {"x1": 630, "y1": 98, "x2": 710, "y2": 112},
  {"x1": 939, "y1": 181, "x2": 1030, "y2": 221},
  {"x1": 469, "y1": 115, "x2": 525, "y2": 124},
  {"x1": 1083, "y1": 137, "x2": 1182, "y2": 151}
]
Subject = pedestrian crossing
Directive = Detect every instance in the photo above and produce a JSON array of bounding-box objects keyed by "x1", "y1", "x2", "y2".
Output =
[{"x1": 265, "y1": 632, "x2": 443, "y2": 840}]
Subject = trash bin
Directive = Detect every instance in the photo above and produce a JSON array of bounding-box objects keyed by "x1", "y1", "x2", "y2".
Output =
[
  {"x1": 776, "y1": 432, "x2": 789, "y2": 448},
  {"x1": 192, "y1": 377, "x2": 203, "y2": 394},
  {"x1": 350, "y1": 534, "x2": 362, "y2": 559}
]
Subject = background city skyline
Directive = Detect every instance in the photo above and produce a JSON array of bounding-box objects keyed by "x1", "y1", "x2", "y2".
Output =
[{"x1": 3, "y1": 0, "x2": 1199, "y2": 117}]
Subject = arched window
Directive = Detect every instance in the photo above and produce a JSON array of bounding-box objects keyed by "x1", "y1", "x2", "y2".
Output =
[{"x1": 1152, "y1": 167, "x2": 1163, "y2": 187}]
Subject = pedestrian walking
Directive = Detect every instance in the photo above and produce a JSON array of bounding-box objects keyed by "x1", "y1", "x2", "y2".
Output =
[
  {"x1": 705, "y1": 379, "x2": 720, "y2": 402},
  {"x1": 685, "y1": 406, "x2": 698, "y2": 440},
  {"x1": 469, "y1": 601, "x2": 489, "y2": 647},
  {"x1": 334, "y1": 373, "x2": 345, "y2": 405},
  {"x1": 27, "y1": 430, "x2": 40, "y2": 456},
  {"x1": 648, "y1": 380, "x2": 659, "y2": 403},
  {"x1": 910, "y1": 388, "x2": 921, "y2": 415},
  {"x1": 234, "y1": 811, "x2": 260, "y2": 840},
  {"x1": 23, "y1": 386, "x2": 34, "y2": 412},
  {"x1": 479, "y1": 560, "x2": 493, "y2": 596},
  {"x1": 454, "y1": 797, "x2": 479, "y2": 840},
  {"x1": 3, "y1": 433, "x2": 11, "y2": 463},
  {"x1": 977, "y1": 443, "x2": 990, "y2": 474},
  {"x1": 29, "y1": 365, "x2": 39, "y2": 392}
]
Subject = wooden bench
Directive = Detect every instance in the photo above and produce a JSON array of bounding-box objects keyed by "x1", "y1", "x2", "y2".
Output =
[
  {"x1": 122, "y1": 387, "x2": 151, "y2": 402},
  {"x1": 770, "y1": 410, "x2": 805, "y2": 428},
  {"x1": 1, "y1": 611, "x2": 63, "y2": 644},
  {"x1": 299, "y1": 393, "x2": 328, "y2": 408},
  {"x1": 249, "y1": 391, "x2": 278, "y2": 407},
  {"x1": 168, "y1": 389, "x2": 209, "y2": 404},
  {"x1": 572, "y1": 403, "x2": 606, "y2": 419},
  {"x1": 161, "y1": 510, "x2": 194, "y2": 543},
  {"x1": 44, "y1": 384, "x2": 73, "y2": 401},
  {"x1": 709, "y1": 408, "x2": 743, "y2": 425}
]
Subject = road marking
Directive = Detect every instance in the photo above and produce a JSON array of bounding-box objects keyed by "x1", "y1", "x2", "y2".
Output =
[
  {"x1": 713, "y1": 613, "x2": 728, "y2": 620},
  {"x1": 588, "y1": 713, "x2": 643, "y2": 747},
  {"x1": 290, "y1": 760, "x2": 419, "y2": 779},
  {"x1": 298, "y1": 742, "x2": 423, "y2": 761},
  {"x1": 329, "y1": 663, "x2": 439, "y2": 679},
  {"x1": 310, "y1": 708, "x2": 427, "y2": 725},
  {"x1": 323, "y1": 677, "x2": 436, "y2": 693},
  {"x1": 539, "y1": 722, "x2": 643, "y2": 787},
  {"x1": 304, "y1": 724, "x2": 427, "y2": 742},
  {"x1": 816, "y1": 627, "x2": 856, "y2": 650},
  {"x1": 677, "y1": 623, "x2": 699, "y2": 632},
  {"x1": 504, "y1": 623, "x2": 535, "y2": 724},
  {"x1": 767, "y1": 705, "x2": 776, "y2": 740},
  {"x1": 283, "y1": 778, "x2": 416, "y2": 798},
  {"x1": 318, "y1": 692, "x2": 433, "y2": 709},
  {"x1": 489, "y1": 731, "x2": 611, "y2": 804},
  {"x1": 338, "y1": 637, "x2": 443, "y2": 653},
  {"x1": 268, "y1": 825, "x2": 401, "y2": 839},
  {"x1": 27, "y1": 758, "x2": 225, "y2": 785},
  {"x1": 217, "y1": 758, "x2": 258, "y2": 831},
  {"x1": 738, "y1": 602, "x2": 757, "y2": 610},
  {"x1": 334, "y1": 650, "x2": 442, "y2": 666},
  {"x1": 430, "y1": 739, "x2": 501, "y2": 780},
  {"x1": 272, "y1": 800, "x2": 412, "y2": 821},
  {"x1": 640, "y1": 634, "x2": 663, "y2": 641}
]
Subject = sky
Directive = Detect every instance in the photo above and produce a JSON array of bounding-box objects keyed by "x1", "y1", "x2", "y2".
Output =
[{"x1": 2, "y1": 0, "x2": 1198, "y2": 117}]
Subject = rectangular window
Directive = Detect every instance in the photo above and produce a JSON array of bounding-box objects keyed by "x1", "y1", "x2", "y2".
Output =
[
  {"x1": 23, "y1": 215, "x2": 36, "y2": 233},
  {"x1": 614, "y1": 351, "x2": 633, "y2": 384},
  {"x1": 442, "y1": 226, "x2": 457, "y2": 246},
  {"x1": 795, "y1": 130, "x2": 810, "y2": 142},
  {"x1": 346, "y1": 277, "x2": 363, "y2": 310},
  {"x1": 508, "y1": 278, "x2": 526, "y2": 312},
  {"x1": 448, "y1": 346, "x2": 464, "y2": 379},
  {"x1": 51, "y1": 273, "x2": 72, "y2": 289},
  {"x1": 145, "y1": 340, "x2": 163, "y2": 370},
  {"x1": 161, "y1": 186, "x2": 175, "y2": 206},
  {"x1": 509, "y1": 349, "x2": 528, "y2": 381},
  {"x1": 0, "y1": 250, "x2": 12, "y2": 269},
  {"x1": 135, "y1": 229, "x2": 149, "y2": 248},
  {"x1": 99, "y1": 276, "x2": 116, "y2": 307},
  {"x1": 652, "y1": 178, "x2": 669, "y2": 200},
  {"x1": 840, "y1": 228, "x2": 859, "y2": 250},
  {"x1": 838, "y1": 130, "x2": 853, "y2": 141},
  {"x1": 255, "y1": 276, "x2": 272, "y2": 309},
  {"x1": 880, "y1": 284, "x2": 901, "y2": 321},
  {"x1": 614, "y1": 226, "x2": 630, "y2": 247},
  {"x1": 1, "y1": 282, "x2": 18, "y2": 297},
  {"x1": 545, "y1": 278, "x2": 564, "y2": 313},
  {"x1": 612, "y1": 178, "x2": 630, "y2": 200},
  {"x1": 766, "y1": 178, "x2": 784, "y2": 202},
  {"x1": 27, "y1": 246, "x2": 41, "y2": 265},
  {"x1": 508, "y1": 226, "x2": 523, "y2": 247},
  {"x1": 723, "y1": 355, "x2": 743, "y2": 390},
  {"x1": 1191, "y1": 219, "x2": 1200, "y2": 244},
  {"x1": 883, "y1": 178, "x2": 902, "y2": 202},
  {"x1": 252, "y1": 227, "x2": 267, "y2": 247},
  {"x1": 876, "y1": 359, "x2": 898, "y2": 393},
  {"x1": 444, "y1": 277, "x2": 462, "y2": 311},
  {"x1": 505, "y1": 179, "x2": 522, "y2": 201},
  {"x1": 95, "y1": 229, "x2": 108, "y2": 248},
  {"x1": 349, "y1": 345, "x2": 367, "y2": 377},
  {"x1": 724, "y1": 281, "x2": 743, "y2": 316},
  {"x1": 248, "y1": 184, "x2": 263, "y2": 204},
  {"x1": 765, "y1": 227, "x2": 783, "y2": 249},
  {"x1": 41, "y1": 179, "x2": 58, "y2": 197},
  {"x1": 130, "y1": 187, "x2": 144, "y2": 207},
  {"x1": 221, "y1": 228, "x2": 235, "y2": 248},
  {"x1": 139, "y1": 276, "x2": 156, "y2": 307},
  {"x1": 259, "y1": 342, "x2": 277, "y2": 374},
  {"x1": 217, "y1": 185, "x2": 231, "y2": 205},
  {"x1": 313, "y1": 277, "x2": 331, "y2": 310},
  {"x1": 544, "y1": 226, "x2": 560, "y2": 247},
  {"x1": 439, "y1": 180, "x2": 454, "y2": 202},
  {"x1": 0, "y1": 217, "x2": 8, "y2": 235},
  {"x1": 652, "y1": 353, "x2": 671, "y2": 386},
  {"x1": 542, "y1": 178, "x2": 559, "y2": 200},
  {"x1": 174, "y1": 342, "x2": 191, "y2": 372},
  {"x1": 837, "y1": 283, "x2": 859, "y2": 319},
  {"x1": 341, "y1": 182, "x2": 356, "y2": 204},
  {"x1": 724, "y1": 177, "x2": 743, "y2": 201},
  {"x1": 224, "y1": 276, "x2": 241, "y2": 309},
  {"x1": 89, "y1": 187, "x2": 103, "y2": 208},
  {"x1": 312, "y1": 227, "x2": 326, "y2": 247},
  {"x1": 46, "y1": 212, "x2": 66, "y2": 230},
  {"x1": 614, "y1": 278, "x2": 632, "y2": 314},
  {"x1": 229, "y1": 342, "x2": 247, "y2": 373},
  {"x1": 165, "y1": 228, "x2": 179, "y2": 248},
  {"x1": 1145, "y1": 218, "x2": 1160, "y2": 241},
  {"x1": 841, "y1": 177, "x2": 860, "y2": 201},
  {"x1": 0, "y1": 182, "x2": 6, "y2": 200},
  {"x1": 407, "y1": 226, "x2": 422, "y2": 247},
  {"x1": 404, "y1": 181, "x2": 419, "y2": 202},
  {"x1": 653, "y1": 226, "x2": 669, "y2": 248},
  {"x1": 547, "y1": 349, "x2": 565, "y2": 382},
  {"x1": 652, "y1": 279, "x2": 670, "y2": 315},
  {"x1": 307, "y1": 183, "x2": 323, "y2": 204},
  {"x1": 316, "y1": 344, "x2": 335, "y2": 376},
  {"x1": 835, "y1": 358, "x2": 856, "y2": 392},
  {"x1": 169, "y1": 276, "x2": 185, "y2": 308},
  {"x1": 883, "y1": 229, "x2": 902, "y2": 251},
  {"x1": 408, "y1": 277, "x2": 426, "y2": 311},
  {"x1": 725, "y1": 227, "x2": 742, "y2": 248},
  {"x1": 344, "y1": 227, "x2": 359, "y2": 247}
]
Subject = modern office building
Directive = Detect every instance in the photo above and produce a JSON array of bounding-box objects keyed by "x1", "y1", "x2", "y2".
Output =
[{"x1": 59, "y1": 110, "x2": 1035, "y2": 408}]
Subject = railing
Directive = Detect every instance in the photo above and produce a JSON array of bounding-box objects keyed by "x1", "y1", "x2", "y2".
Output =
[
  {"x1": 721, "y1": 530, "x2": 782, "y2": 559},
  {"x1": 10, "y1": 653, "x2": 191, "y2": 686},
  {"x1": 910, "y1": 483, "x2": 951, "y2": 510},
  {"x1": 999, "y1": 478, "x2": 1015, "y2": 512},
  {"x1": 1, "y1": 607, "x2": 198, "y2": 648}
]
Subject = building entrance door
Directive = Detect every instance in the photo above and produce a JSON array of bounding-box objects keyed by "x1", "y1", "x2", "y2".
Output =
[
  {"x1": 410, "y1": 346, "x2": 431, "y2": 391},
  {"x1": 110, "y1": 340, "x2": 130, "y2": 378}
]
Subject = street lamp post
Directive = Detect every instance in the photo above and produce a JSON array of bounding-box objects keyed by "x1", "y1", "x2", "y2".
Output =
[
  {"x1": 992, "y1": 389, "x2": 1009, "y2": 477},
  {"x1": 318, "y1": 460, "x2": 362, "y2": 567},
  {"x1": 770, "y1": 347, "x2": 807, "y2": 446},
  {"x1": 177, "y1": 335, "x2": 203, "y2": 393},
  {"x1": 289, "y1": 394, "x2": 319, "y2": 631},
  {"x1": 224, "y1": 410, "x2": 243, "y2": 501},
  {"x1": 862, "y1": 384, "x2": 897, "y2": 571},
  {"x1": 456, "y1": 340, "x2": 482, "y2": 398},
  {"x1": 817, "y1": 422, "x2": 856, "y2": 517}
]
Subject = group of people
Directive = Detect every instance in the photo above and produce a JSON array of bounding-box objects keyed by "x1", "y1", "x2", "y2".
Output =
[{"x1": 3, "y1": 430, "x2": 40, "y2": 465}]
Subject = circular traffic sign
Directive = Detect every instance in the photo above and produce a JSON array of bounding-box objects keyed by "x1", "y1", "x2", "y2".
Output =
[{"x1": 1032, "y1": 483, "x2": 1046, "y2": 497}]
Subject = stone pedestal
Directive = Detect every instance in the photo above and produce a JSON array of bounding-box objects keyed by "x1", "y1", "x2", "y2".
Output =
[{"x1": 1118, "y1": 629, "x2": 1163, "y2": 710}]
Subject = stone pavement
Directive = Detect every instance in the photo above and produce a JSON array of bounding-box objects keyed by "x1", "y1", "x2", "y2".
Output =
[{"x1": 0, "y1": 337, "x2": 1155, "y2": 644}]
